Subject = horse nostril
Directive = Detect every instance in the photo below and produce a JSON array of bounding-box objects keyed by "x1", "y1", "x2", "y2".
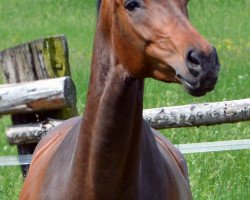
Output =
[
  {"x1": 186, "y1": 50, "x2": 201, "y2": 77},
  {"x1": 187, "y1": 50, "x2": 200, "y2": 66}
]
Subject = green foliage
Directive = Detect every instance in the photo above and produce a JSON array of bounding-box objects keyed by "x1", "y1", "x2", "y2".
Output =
[{"x1": 0, "y1": 0, "x2": 249, "y2": 199}]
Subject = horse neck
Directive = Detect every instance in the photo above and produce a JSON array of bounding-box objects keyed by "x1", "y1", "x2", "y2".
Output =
[{"x1": 76, "y1": 12, "x2": 145, "y2": 199}]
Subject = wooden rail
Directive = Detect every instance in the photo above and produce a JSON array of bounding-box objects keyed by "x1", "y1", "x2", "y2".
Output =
[
  {"x1": 0, "y1": 77, "x2": 76, "y2": 115},
  {"x1": 6, "y1": 98, "x2": 250, "y2": 145},
  {"x1": 143, "y1": 98, "x2": 250, "y2": 129},
  {"x1": 7, "y1": 119, "x2": 62, "y2": 144}
]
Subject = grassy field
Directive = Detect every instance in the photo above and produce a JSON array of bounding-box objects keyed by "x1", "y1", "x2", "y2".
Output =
[{"x1": 0, "y1": 0, "x2": 249, "y2": 199}]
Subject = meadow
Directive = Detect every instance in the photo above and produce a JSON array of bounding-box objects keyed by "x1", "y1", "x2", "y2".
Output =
[{"x1": 0, "y1": 0, "x2": 249, "y2": 199}]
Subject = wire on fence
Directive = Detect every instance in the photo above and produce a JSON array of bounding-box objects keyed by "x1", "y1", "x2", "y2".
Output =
[{"x1": 1, "y1": 139, "x2": 249, "y2": 166}]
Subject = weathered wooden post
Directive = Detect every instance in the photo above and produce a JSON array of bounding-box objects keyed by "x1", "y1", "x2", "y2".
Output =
[{"x1": 0, "y1": 35, "x2": 78, "y2": 177}]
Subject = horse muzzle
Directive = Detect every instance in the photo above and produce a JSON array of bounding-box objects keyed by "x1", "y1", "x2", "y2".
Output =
[{"x1": 178, "y1": 47, "x2": 220, "y2": 97}]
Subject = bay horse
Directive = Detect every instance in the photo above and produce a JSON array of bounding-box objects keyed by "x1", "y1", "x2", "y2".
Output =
[{"x1": 20, "y1": 0, "x2": 220, "y2": 199}]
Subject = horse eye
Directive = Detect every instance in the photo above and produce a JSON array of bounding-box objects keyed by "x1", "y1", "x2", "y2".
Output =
[{"x1": 124, "y1": 0, "x2": 140, "y2": 12}]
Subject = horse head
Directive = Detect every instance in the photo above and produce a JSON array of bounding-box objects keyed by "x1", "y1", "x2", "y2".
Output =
[{"x1": 107, "y1": 0, "x2": 220, "y2": 96}]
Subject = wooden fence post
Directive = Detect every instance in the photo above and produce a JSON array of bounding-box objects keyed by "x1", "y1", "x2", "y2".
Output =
[{"x1": 0, "y1": 35, "x2": 78, "y2": 177}]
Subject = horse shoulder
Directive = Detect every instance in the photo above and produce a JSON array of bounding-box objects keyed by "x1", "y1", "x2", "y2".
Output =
[
  {"x1": 151, "y1": 128, "x2": 189, "y2": 181},
  {"x1": 19, "y1": 116, "x2": 82, "y2": 200},
  {"x1": 151, "y1": 128, "x2": 192, "y2": 199},
  {"x1": 140, "y1": 121, "x2": 192, "y2": 199}
]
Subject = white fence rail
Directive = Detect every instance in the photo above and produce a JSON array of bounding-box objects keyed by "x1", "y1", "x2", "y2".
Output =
[{"x1": 1, "y1": 139, "x2": 250, "y2": 166}]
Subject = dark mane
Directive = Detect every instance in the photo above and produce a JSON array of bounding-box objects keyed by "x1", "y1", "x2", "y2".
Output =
[{"x1": 97, "y1": 0, "x2": 101, "y2": 13}]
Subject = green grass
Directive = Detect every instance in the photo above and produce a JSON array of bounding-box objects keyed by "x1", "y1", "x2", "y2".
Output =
[{"x1": 0, "y1": 0, "x2": 249, "y2": 199}]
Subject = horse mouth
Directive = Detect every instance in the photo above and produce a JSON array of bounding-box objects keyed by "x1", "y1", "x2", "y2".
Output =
[{"x1": 177, "y1": 75, "x2": 214, "y2": 97}]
